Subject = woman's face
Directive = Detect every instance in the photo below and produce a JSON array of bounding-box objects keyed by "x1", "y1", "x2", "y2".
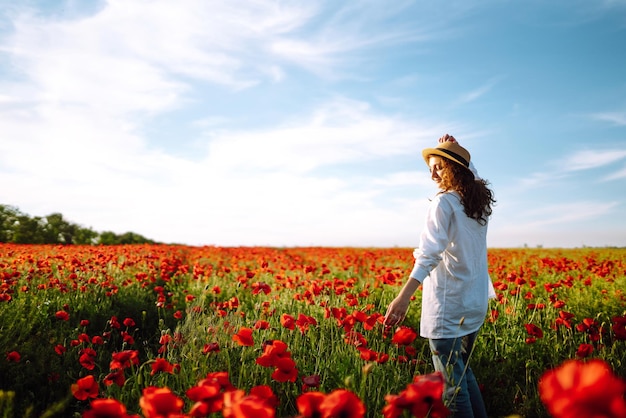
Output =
[{"x1": 428, "y1": 155, "x2": 446, "y2": 188}]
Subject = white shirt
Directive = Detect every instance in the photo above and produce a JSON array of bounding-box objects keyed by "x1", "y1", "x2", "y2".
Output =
[{"x1": 409, "y1": 191, "x2": 493, "y2": 339}]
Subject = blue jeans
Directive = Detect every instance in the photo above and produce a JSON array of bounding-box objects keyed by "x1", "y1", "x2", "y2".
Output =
[{"x1": 429, "y1": 332, "x2": 488, "y2": 418}]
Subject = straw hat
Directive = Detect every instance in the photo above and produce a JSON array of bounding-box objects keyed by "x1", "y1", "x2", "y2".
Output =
[{"x1": 422, "y1": 141, "x2": 471, "y2": 169}]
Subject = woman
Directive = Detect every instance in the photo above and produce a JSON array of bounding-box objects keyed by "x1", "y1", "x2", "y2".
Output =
[{"x1": 384, "y1": 134, "x2": 495, "y2": 418}]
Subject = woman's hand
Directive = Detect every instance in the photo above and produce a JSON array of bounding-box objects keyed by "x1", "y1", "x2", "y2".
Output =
[
  {"x1": 384, "y1": 297, "x2": 409, "y2": 326},
  {"x1": 384, "y1": 277, "x2": 420, "y2": 326},
  {"x1": 438, "y1": 133, "x2": 457, "y2": 143},
  {"x1": 384, "y1": 293, "x2": 413, "y2": 326}
]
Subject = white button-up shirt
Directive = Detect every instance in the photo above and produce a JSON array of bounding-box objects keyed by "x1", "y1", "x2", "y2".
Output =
[{"x1": 409, "y1": 191, "x2": 493, "y2": 339}]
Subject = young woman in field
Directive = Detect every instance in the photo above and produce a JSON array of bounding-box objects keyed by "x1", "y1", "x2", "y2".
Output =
[{"x1": 384, "y1": 134, "x2": 496, "y2": 418}]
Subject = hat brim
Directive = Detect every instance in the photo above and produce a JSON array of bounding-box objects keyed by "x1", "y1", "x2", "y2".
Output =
[{"x1": 422, "y1": 148, "x2": 470, "y2": 169}]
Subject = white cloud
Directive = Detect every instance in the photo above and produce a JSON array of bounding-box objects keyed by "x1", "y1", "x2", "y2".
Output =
[
  {"x1": 563, "y1": 149, "x2": 626, "y2": 171},
  {"x1": 591, "y1": 111, "x2": 626, "y2": 126},
  {"x1": 603, "y1": 164, "x2": 626, "y2": 181},
  {"x1": 453, "y1": 77, "x2": 502, "y2": 105},
  {"x1": 0, "y1": 94, "x2": 438, "y2": 246},
  {"x1": 0, "y1": 1, "x2": 450, "y2": 246},
  {"x1": 3, "y1": 0, "x2": 314, "y2": 113},
  {"x1": 515, "y1": 147, "x2": 626, "y2": 190},
  {"x1": 203, "y1": 98, "x2": 440, "y2": 174}
]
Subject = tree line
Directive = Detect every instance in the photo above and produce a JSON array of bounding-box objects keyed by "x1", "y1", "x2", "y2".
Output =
[{"x1": 0, "y1": 204, "x2": 157, "y2": 245}]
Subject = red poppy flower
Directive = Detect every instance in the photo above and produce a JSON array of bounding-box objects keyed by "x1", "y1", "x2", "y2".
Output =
[
  {"x1": 252, "y1": 282, "x2": 271, "y2": 295},
  {"x1": 301, "y1": 374, "x2": 321, "y2": 391},
  {"x1": 525, "y1": 323, "x2": 543, "y2": 338},
  {"x1": 187, "y1": 372, "x2": 234, "y2": 416},
  {"x1": 256, "y1": 340, "x2": 291, "y2": 368},
  {"x1": 383, "y1": 372, "x2": 449, "y2": 418},
  {"x1": 363, "y1": 313, "x2": 381, "y2": 331},
  {"x1": 120, "y1": 332, "x2": 134, "y2": 345},
  {"x1": 151, "y1": 358, "x2": 176, "y2": 375},
  {"x1": 187, "y1": 380, "x2": 224, "y2": 416},
  {"x1": 55, "y1": 310, "x2": 70, "y2": 321},
  {"x1": 296, "y1": 392, "x2": 326, "y2": 418},
  {"x1": 103, "y1": 369, "x2": 126, "y2": 387},
  {"x1": 271, "y1": 357, "x2": 298, "y2": 383},
  {"x1": 377, "y1": 353, "x2": 390, "y2": 364},
  {"x1": 319, "y1": 389, "x2": 366, "y2": 418},
  {"x1": 123, "y1": 317, "x2": 135, "y2": 327},
  {"x1": 612, "y1": 315, "x2": 626, "y2": 340},
  {"x1": 82, "y1": 398, "x2": 138, "y2": 418},
  {"x1": 139, "y1": 387, "x2": 184, "y2": 418},
  {"x1": 203, "y1": 342, "x2": 220, "y2": 355},
  {"x1": 71, "y1": 375, "x2": 99, "y2": 401},
  {"x1": 232, "y1": 327, "x2": 254, "y2": 347},
  {"x1": 280, "y1": 314, "x2": 295, "y2": 330},
  {"x1": 54, "y1": 344, "x2": 66, "y2": 356},
  {"x1": 222, "y1": 389, "x2": 275, "y2": 418},
  {"x1": 575, "y1": 343, "x2": 594, "y2": 358},
  {"x1": 254, "y1": 320, "x2": 270, "y2": 330},
  {"x1": 344, "y1": 330, "x2": 367, "y2": 348},
  {"x1": 357, "y1": 347, "x2": 378, "y2": 361},
  {"x1": 109, "y1": 316, "x2": 121, "y2": 329},
  {"x1": 249, "y1": 385, "x2": 279, "y2": 408},
  {"x1": 295, "y1": 314, "x2": 317, "y2": 334},
  {"x1": 539, "y1": 359, "x2": 626, "y2": 418},
  {"x1": 554, "y1": 310, "x2": 575, "y2": 330},
  {"x1": 110, "y1": 350, "x2": 139, "y2": 370},
  {"x1": 205, "y1": 371, "x2": 235, "y2": 391},
  {"x1": 391, "y1": 326, "x2": 418, "y2": 346},
  {"x1": 79, "y1": 348, "x2": 97, "y2": 370},
  {"x1": 6, "y1": 351, "x2": 20, "y2": 362}
]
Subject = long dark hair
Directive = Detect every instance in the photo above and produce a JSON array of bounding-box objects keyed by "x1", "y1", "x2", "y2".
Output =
[{"x1": 439, "y1": 158, "x2": 495, "y2": 225}]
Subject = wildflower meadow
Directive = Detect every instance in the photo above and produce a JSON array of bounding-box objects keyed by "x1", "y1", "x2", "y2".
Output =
[{"x1": 0, "y1": 244, "x2": 625, "y2": 417}]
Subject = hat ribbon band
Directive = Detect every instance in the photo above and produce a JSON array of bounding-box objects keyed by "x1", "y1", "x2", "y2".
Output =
[{"x1": 439, "y1": 148, "x2": 469, "y2": 167}]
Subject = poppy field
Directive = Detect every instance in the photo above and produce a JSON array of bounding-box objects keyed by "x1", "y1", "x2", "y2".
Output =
[{"x1": 0, "y1": 243, "x2": 625, "y2": 417}]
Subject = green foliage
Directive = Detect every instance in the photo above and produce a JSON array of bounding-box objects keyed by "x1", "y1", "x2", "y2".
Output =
[{"x1": 0, "y1": 204, "x2": 155, "y2": 245}]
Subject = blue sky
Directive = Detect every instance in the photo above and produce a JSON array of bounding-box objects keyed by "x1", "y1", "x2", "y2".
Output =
[{"x1": 1, "y1": 0, "x2": 625, "y2": 248}]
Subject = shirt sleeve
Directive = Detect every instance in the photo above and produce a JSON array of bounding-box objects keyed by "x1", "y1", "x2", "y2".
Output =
[{"x1": 409, "y1": 194, "x2": 453, "y2": 282}]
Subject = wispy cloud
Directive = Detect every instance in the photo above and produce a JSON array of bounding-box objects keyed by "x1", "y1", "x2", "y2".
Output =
[
  {"x1": 563, "y1": 149, "x2": 626, "y2": 171},
  {"x1": 516, "y1": 147, "x2": 626, "y2": 190},
  {"x1": 203, "y1": 98, "x2": 443, "y2": 174},
  {"x1": 268, "y1": 1, "x2": 440, "y2": 78},
  {"x1": 603, "y1": 164, "x2": 626, "y2": 181},
  {"x1": 591, "y1": 111, "x2": 626, "y2": 126},
  {"x1": 453, "y1": 77, "x2": 502, "y2": 105}
]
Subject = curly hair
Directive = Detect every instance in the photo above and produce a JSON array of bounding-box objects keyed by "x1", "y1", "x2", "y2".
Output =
[{"x1": 438, "y1": 158, "x2": 495, "y2": 225}]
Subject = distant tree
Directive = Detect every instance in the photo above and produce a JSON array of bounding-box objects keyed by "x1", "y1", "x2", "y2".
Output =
[
  {"x1": 117, "y1": 231, "x2": 155, "y2": 244},
  {"x1": 98, "y1": 231, "x2": 119, "y2": 245},
  {"x1": 73, "y1": 227, "x2": 98, "y2": 245},
  {"x1": 0, "y1": 205, "x2": 20, "y2": 242},
  {"x1": 13, "y1": 215, "x2": 45, "y2": 244},
  {"x1": 97, "y1": 231, "x2": 155, "y2": 245},
  {"x1": 0, "y1": 204, "x2": 158, "y2": 245},
  {"x1": 41, "y1": 213, "x2": 72, "y2": 244}
]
